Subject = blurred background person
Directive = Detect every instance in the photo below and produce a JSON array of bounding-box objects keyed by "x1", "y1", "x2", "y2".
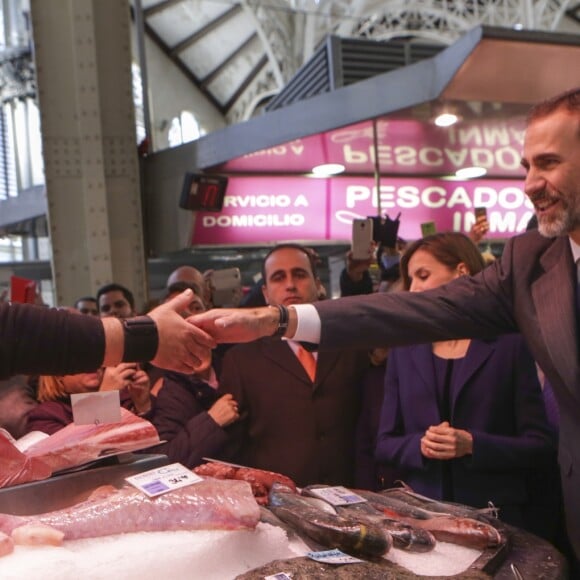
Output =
[
  {"x1": 0, "y1": 376, "x2": 37, "y2": 440},
  {"x1": 28, "y1": 363, "x2": 152, "y2": 435},
  {"x1": 146, "y1": 280, "x2": 239, "y2": 467},
  {"x1": 73, "y1": 296, "x2": 99, "y2": 317}
]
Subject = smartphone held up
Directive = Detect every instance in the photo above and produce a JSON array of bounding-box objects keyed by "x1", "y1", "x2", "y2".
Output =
[{"x1": 351, "y1": 218, "x2": 374, "y2": 260}]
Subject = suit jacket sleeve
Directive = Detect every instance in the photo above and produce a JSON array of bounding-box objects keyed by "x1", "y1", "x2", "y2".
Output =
[
  {"x1": 216, "y1": 346, "x2": 252, "y2": 463},
  {"x1": 0, "y1": 303, "x2": 104, "y2": 379},
  {"x1": 468, "y1": 336, "x2": 556, "y2": 470},
  {"x1": 148, "y1": 375, "x2": 229, "y2": 468},
  {"x1": 314, "y1": 239, "x2": 520, "y2": 350},
  {"x1": 375, "y1": 349, "x2": 426, "y2": 470}
]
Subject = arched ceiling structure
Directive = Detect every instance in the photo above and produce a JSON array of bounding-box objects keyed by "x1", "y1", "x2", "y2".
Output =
[{"x1": 138, "y1": 0, "x2": 580, "y2": 122}]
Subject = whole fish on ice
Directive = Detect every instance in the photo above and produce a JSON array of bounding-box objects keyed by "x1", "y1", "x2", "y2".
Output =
[{"x1": 0, "y1": 479, "x2": 259, "y2": 549}]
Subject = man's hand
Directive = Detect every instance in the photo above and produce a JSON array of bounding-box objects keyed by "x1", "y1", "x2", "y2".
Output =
[
  {"x1": 345, "y1": 243, "x2": 375, "y2": 282},
  {"x1": 148, "y1": 290, "x2": 216, "y2": 373},
  {"x1": 189, "y1": 306, "x2": 291, "y2": 343},
  {"x1": 468, "y1": 215, "x2": 490, "y2": 244},
  {"x1": 420, "y1": 421, "x2": 473, "y2": 460},
  {"x1": 207, "y1": 393, "x2": 240, "y2": 427}
]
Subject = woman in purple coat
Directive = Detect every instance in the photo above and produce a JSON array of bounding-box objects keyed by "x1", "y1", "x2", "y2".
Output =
[{"x1": 375, "y1": 233, "x2": 556, "y2": 531}]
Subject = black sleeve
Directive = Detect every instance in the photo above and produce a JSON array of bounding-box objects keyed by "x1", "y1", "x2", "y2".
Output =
[
  {"x1": 340, "y1": 268, "x2": 373, "y2": 297},
  {"x1": 0, "y1": 303, "x2": 105, "y2": 379}
]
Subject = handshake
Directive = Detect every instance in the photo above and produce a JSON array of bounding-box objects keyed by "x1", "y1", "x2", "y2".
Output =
[{"x1": 145, "y1": 289, "x2": 285, "y2": 375}]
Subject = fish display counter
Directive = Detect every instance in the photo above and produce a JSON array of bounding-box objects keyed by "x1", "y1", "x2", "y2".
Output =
[{"x1": 0, "y1": 459, "x2": 569, "y2": 579}]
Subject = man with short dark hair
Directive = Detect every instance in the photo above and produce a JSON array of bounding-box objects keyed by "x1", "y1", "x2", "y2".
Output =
[
  {"x1": 97, "y1": 283, "x2": 135, "y2": 319},
  {"x1": 217, "y1": 243, "x2": 369, "y2": 487},
  {"x1": 74, "y1": 296, "x2": 98, "y2": 317}
]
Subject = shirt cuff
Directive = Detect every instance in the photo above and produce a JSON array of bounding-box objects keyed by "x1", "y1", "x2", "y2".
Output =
[{"x1": 291, "y1": 303, "x2": 321, "y2": 343}]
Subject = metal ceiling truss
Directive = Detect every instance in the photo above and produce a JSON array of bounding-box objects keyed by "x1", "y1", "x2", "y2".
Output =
[{"x1": 337, "y1": 0, "x2": 575, "y2": 43}]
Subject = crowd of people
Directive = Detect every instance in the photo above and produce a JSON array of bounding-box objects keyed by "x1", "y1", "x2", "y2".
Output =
[{"x1": 0, "y1": 86, "x2": 578, "y2": 572}]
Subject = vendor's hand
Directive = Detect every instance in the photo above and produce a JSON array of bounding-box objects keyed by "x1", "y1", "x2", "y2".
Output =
[
  {"x1": 148, "y1": 290, "x2": 215, "y2": 373},
  {"x1": 207, "y1": 394, "x2": 240, "y2": 427},
  {"x1": 468, "y1": 215, "x2": 489, "y2": 244},
  {"x1": 420, "y1": 421, "x2": 473, "y2": 460},
  {"x1": 346, "y1": 242, "x2": 375, "y2": 282},
  {"x1": 189, "y1": 306, "x2": 293, "y2": 343},
  {"x1": 126, "y1": 369, "x2": 152, "y2": 415},
  {"x1": 100, "y1": 363, "x2": 139, "y2": 392}
]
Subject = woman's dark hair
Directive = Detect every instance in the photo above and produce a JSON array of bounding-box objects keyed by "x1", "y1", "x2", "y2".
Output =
[{"x1": 400, "y1": 232, "x2": 485, "y2": 290}]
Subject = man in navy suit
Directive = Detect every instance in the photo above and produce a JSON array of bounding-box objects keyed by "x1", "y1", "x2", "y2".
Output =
[{"x1": 192, "y1": 88, "x2": 580, "y2": 563}]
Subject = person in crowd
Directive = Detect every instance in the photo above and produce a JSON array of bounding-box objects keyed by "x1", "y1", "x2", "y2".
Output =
[
  {"x1": 97, "y1": 283, "x2": 136, "y2": 319},
  {"x1": 0, "y1": 376, "x2": 37, "y2": 439},
  {"x1": 74, "y1": 296, "x2": 99, "y2": 317},
  {"x1": 217, "y1": 243, "x2": 369, "y2": 487},
  {"x1": 149, "y1": 281, "x2": 211, "y2": 397},
  {"x1": 1, "y1": 289, "x2": 214, "y2": 380},
  {"x1": 468, "y1": 213, "x2": 490, "y2": 245},
  {"x1": 375, "y1": 232, "x2": 556, "y2": 531},
  {"x1": 146, "y1": 282, "x2": 239, "y2": 467},
  {"x1": 167, "y1": 265, "x2": 211, "y2": 308},
  {"x1": 95, "y1": 283, "x2": 154, "y2": 403},
  {"x1": 189, "y1": 87, "x2": 580, "y2": 567},
  {"x1": 26, "y1": 363, "x2": 152, "y2": 435}
]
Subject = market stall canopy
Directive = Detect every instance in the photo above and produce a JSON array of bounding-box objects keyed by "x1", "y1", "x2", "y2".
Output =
[{"x1": 186, "y1": 25, "x2": 580, "y2": 171}]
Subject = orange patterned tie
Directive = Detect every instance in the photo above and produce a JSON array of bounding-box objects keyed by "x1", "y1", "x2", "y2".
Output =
[{"x1": 296, "y1": 345, "x2": 317, "y2": 382}]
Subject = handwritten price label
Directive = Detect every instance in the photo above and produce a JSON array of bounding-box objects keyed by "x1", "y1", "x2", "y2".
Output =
[{"x1": 126, "y1": 463, "x2": 203, "y2": 497}]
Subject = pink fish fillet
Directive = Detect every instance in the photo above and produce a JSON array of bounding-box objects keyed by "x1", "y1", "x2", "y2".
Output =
[
  {"x1": 0, "y1": 431, "x2": 52, "y2": 489},
  {"x1": 0, "y1": 531, "x2": 14, "y2": 556},
  {"x1": 0, "y1": 479, "x2": 260, "y2": 542},
  {"x1": 25, "y1": 408, "x2": 160, "y2": 473}
]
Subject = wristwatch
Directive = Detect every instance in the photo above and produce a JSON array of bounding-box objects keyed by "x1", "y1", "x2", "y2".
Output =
[
  {"x1": 273, "y1": 304, "x2": 289, "y2": 337},
  {"x1": 122, "y1": 316, "x2": 159, "y2": 362}
]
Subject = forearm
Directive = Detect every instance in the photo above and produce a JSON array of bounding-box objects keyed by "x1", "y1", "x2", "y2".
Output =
[{"x1": 0, "y1": 303, "x2": 105, "y2": 378}]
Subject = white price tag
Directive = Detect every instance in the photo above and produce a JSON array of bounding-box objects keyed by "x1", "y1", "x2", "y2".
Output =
[
  {"x1": 264, "y1": 574, "x2": 293, "y2": 580},
  {"x1": 71, "y1": 391, "x2": 121, "y2": 425},
  {"x1": 125, "y1": 463, "x2": 203, "y2": 497},
  {"x1": 307, "y1": 549, "x2": 363, "y2": 565},
  {"x1": 306, "y1": 486, "x2": 366, "y2": 506}
]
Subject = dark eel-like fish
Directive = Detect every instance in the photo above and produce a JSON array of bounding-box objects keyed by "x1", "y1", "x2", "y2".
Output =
[
  {"x1": 268, "y1": 483, "x2": 391, "y2": 557},
  {"x1": 302, "y1": 485, "x2": 436, "y2": 553}
]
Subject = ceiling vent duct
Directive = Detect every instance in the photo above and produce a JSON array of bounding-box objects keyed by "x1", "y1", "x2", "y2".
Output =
[{"x1": 265, "y1": 35, "x2": 444, "y2": 112}]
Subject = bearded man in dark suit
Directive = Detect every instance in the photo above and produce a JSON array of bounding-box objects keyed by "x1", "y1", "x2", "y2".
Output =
[{"x1": 192, "y1": 87, "x2": 580, "y2": 565}]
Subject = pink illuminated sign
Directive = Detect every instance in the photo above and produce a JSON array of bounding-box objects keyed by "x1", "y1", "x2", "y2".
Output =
[
  {"x1": 218, "y1": 117, "x2": 527, "y2": 177},
  {"x1": 191, "y1": 176, "x2": 534, "y2": 245}
]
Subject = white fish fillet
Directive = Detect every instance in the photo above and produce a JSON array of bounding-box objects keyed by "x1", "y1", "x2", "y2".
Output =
[{"x1": 0, "y1": 479, "x2": 260, "y2": 542}]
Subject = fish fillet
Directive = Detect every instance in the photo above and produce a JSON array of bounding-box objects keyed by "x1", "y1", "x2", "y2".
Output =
[
  {"x1": 25, "y1": 408, "x2": 160, "y2": 473},
  {"x1": 0, "y1": 431, "x2": 51, "y2": 489},
  {"x1": 0, "y1": 479, "x2": 259, "y2": 542}
]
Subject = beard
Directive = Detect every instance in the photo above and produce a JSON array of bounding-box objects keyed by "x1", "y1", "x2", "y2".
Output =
[{"x1": 533, "y1": 191, "x2": 580, "y2": 238}]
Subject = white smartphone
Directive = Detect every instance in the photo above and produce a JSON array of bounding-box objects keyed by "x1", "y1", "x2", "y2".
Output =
[
  {"x1": 210, "y1": 267, "x2": 242, "y2": 307},
  {"x1": 351, "y1": 218, "x2": 373, "y2": 260}
]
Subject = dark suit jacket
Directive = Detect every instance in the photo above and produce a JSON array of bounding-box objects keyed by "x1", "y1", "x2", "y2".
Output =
[
  {"x1": 147, "y1": 372, "x2": 229, "y2": 468},
  {"x1": 314, "y1": 230, "x2": 580, "y2": 555},
  {"x1": 218, "y1": 337, "x2": 368, "y2": 487},
  {"x1": 376, "y1": 335, "x2": 555, "y2": 514}
]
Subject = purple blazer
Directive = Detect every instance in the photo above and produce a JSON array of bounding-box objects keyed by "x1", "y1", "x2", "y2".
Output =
[{"x1": 375, "y1": 334, "x2": 556, "y2": 513}]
